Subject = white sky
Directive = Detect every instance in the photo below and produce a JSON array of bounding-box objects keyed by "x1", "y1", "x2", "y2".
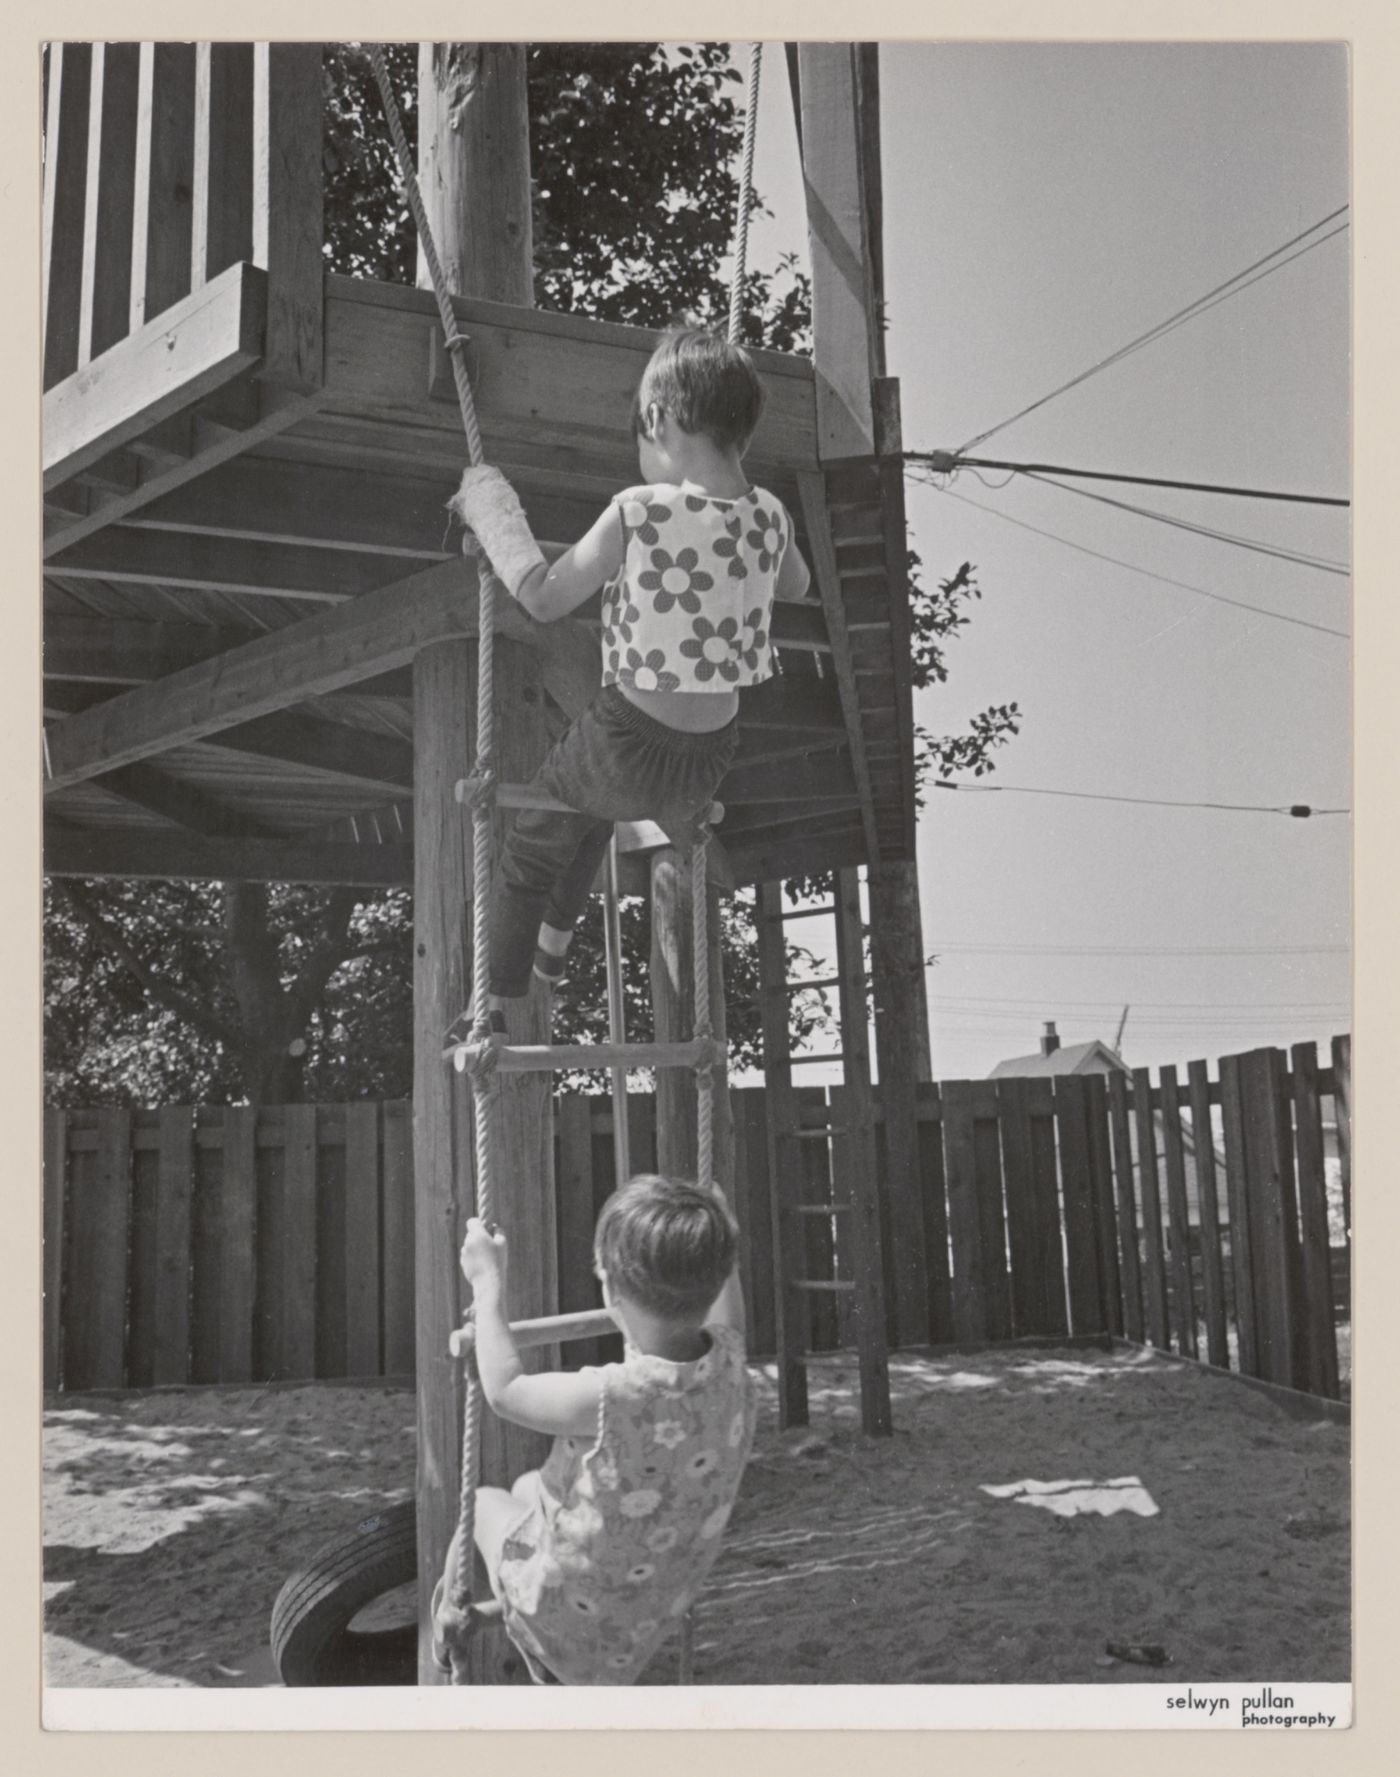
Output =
[{"x1": 741, "y1": 41, "x2": 1350, "y2": 1084}]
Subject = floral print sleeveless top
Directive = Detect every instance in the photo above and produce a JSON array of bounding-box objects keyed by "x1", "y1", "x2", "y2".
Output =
[
  {"x1": 495, "y1": 1322, "x2": 756, "y2": 1685},
  {"x1": 600, "y1": 483, "x2": 790, "y2": 693}
]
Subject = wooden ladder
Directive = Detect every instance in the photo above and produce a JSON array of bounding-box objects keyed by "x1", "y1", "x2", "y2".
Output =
[{"x1": 756, "y1": 871, "x2": 892, "y2": 1436}]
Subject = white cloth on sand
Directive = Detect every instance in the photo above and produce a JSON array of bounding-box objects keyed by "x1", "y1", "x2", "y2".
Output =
[{"x1": 980, "y1": 1476, "x2": 1159, "y2": 1518}]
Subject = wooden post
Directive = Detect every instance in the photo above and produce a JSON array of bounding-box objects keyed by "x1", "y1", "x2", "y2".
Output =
[
  {"x1": 867, "y1": 859, "x2": 929, "y2": 1349},
  {"x1": 130, "y1": 43, "x2": 196, "y2": 333},
  {"x1": 252, "y1": 43, "x2": 324, "y2": 393},
  {"x1": 650, "y1": 851, "x2": 733, "y2": 1190},
  {"x1": 79, "y1": 43, "x2": 141, "y2": 367},
  {"x1": 833, "y1": 867, "x2": 891, "y2": 1435},
  {"x1": 43, "y1": 43, "x2": 93, "y2": 389},
  {"x1": 411, "y1": 41, "x2": 549, "y2": 1687}
]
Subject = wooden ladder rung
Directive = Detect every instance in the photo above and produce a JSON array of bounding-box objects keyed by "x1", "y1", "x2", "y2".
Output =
[
  {"x1": 789, "y1": 1127, "x2": 848, "y2": 1141},
  {"x1": 791, "y1": 1202, "x2": 852, "y2": 1215},
  {"x1": 449, "y1": 1037, "x2": 718, "y2": 1073},
  {"x1": 792, "y1": 1279, "x2": 856, "y2": 1293}
]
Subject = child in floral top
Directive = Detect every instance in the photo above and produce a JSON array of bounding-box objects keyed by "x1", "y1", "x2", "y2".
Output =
[
  {"x1": 433, "y1": 1176, "x2": 755, "y2": 1685},
  {"x1": 450, "y1": 327, "x2": 810, "y2": 1014}
]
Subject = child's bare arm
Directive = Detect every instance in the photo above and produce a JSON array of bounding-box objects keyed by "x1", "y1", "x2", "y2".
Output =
[
  {"x1": 514, "y1": 506, "x2": 625, "y2": 623},
  {"x1": 773, "y1": 533, "x2": 811, "y2": 603},
  {"x1": 460, "y1": 1220, "x2": 601, "y2": 1440},
  {"x1": 449, "y1": 468, "x2": 624, "y2": 623}
]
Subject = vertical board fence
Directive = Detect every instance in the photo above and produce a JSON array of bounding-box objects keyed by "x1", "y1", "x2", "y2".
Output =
[{"x1": 43, "y1": 1038, "x2": 1351, "y2": 1402}]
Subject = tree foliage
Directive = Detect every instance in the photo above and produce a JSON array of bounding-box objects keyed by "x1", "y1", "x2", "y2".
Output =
[{"x1": 43, "y1": 40, "x2": 1012, "y2": 1107}]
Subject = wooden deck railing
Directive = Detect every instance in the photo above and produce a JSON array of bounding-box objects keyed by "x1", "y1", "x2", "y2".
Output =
[{"x1": 42, "y1": 42, "x2": 323, "y2": 518}]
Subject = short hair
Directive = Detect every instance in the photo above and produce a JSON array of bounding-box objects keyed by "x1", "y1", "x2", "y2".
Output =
[
  {"x1": 594, "y1": 1174, "x2": 739, "y2": 1322},
  {"x1": 632, "y1": 327, "x2": 766, "y2": 452}
]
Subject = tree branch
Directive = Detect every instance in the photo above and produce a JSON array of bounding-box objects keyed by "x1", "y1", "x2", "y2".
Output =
[{"x1": 57, "y1": 882, "x2": 242, "y2": 1049}]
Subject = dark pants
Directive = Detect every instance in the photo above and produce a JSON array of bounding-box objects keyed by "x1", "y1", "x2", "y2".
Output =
[{"x1": 489, "y1": 686, "x2": 740, "y2": 997}]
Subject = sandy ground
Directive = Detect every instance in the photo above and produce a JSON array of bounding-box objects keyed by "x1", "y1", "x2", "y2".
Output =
[{"x1": 43, "y1": 1344, "x2": 1349, "y2": 1688}]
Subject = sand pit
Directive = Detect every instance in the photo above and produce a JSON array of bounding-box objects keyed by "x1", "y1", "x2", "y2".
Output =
[{"x1": 43, "y1": 1344, "x2": 1349, "y2": 1689}]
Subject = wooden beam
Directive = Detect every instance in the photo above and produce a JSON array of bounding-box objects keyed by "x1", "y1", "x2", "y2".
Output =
[
  {"x1": 43, "y1": 44, "x2": 94, "y2": 390},
  {"x1": 42, "y1": 555, "x2": 517, "y2": 789},
  {"x1": 797, "y1": 470, "x2": 880, "y2": 864},
  {"x1": 44, "y1": 825, "x2": 412, "y2": 885},
  {"x1": 797, "y1": 45, "x2": 878, "y2": 458},
  {"x1": 43, "y1": 613, "x2": 256, "y2": 682},
  {"x1": 323, "y1": 273, "x2": 818, "y2": 483},
  {"x1": 43, "y1": 260, "x2": 265, "y2": 490},
  {"x1": 252, "y1": 44, "x2": 324, "y2": 393},
  {"x1": 740, "y1": 674, "x2": 842, "y2": 733},
  {"x1": 756, "y1": 879, "x2": 809, "y2": 1428},
  {"x1": 130, "y1": 43, "x2": 197, "y2": 334},
  {"x1": 79, "y1": 44, "x2": 141, "y2": 368},
  {"x1": 46, "y1": 525, "x2": 420, "y2": 603}
]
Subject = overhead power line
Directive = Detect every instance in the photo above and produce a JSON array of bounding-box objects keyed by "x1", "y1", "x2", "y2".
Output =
[
  {"x1": 956, "y1": 205, "x2": 1350, "y2": 453},
  {"x1": 907, "y1": 451, "x2": 1349, "y2": 510},
  {"x1": 927, "y1": 482, "x2": 1351, "y2": 639},
  {"x1": 931, "y1": 782, "x2": 1348, "y2": 816},
  {"x1": 1025, "y1": 473, "x2": 1350, "y2": 575},
  {"x1": 926, "y1": 941, "x2": 1347, "y2": 956},
  {"x1": 927, "y1": 992, "x2": 1348, "y2": 1010}
]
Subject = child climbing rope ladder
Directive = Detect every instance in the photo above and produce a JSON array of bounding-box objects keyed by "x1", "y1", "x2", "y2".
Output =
[
  {"x1": 449, "y1": 323, "x2": 811, "y2": 1024},
  {"x1": 433, "y1": 1177, "x2": 756, "y2": 1685}
]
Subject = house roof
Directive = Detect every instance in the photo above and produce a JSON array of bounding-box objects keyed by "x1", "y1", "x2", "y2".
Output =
[{"x1": 988, "y1": 1039, "x2": 1128, "y2": 1080}]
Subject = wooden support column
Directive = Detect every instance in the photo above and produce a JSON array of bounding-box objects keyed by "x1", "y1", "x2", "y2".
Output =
[
  {"x1": 79, "y1": 43, "x2": 141, "y2": 368},
  {"x1": 868, "y1": 859, "x2": 930, "y2": 1349},
  {"x1": 650, "y1": 853, "x2": 734, "y2": 1189},
  {"x1": 43, "y1": 43, "x2": 93, "y2": 389},
  {"x1": 832, "y1": 867, "x2": 891, "y2": 1436},
  {"x1": 411, "y1": 40, "x2": 548, "y2": 1687}
]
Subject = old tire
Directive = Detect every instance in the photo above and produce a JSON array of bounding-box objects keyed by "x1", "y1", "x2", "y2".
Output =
[{"x1": 271, "y1": 1503, "x2": 419, "y2": 1686}]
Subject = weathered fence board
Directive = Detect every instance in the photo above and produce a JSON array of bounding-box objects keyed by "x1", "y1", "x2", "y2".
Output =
[
  {"x1": 281, "y1": 1104, "x2": 319, "y2": 1380},
  {"x1": 996, "y1": 1077, "x2": 1044, "y2": 1336},
  {"x1": 43, "y1": 1109, "x2": 68, "y2": 1391},
  {"x1": 220, "y1": 1105, "x2": 257, "y2": 1383},
  {"x1": 916, "y1": 1086, "x2": 955, "y2": 1344},
  {"x1": 1330, "y1": 1033, "x2": 1351, "y2": 1247},
  {"x1": 1107, "y1": 1072, "x2": 1143, "y2": 1342},
  {"x1": 1132, "y1": 1067, "x2": 1170, "y2": 1349},
  {"x1": 126, "y1": 1130, "x2": 160, "y2": 1388},
  {"x1": 943, "y1": 1081, "x2": 987, "y2": 1342},
  {"x1": 1026, "y1": 1081, "x2": 1068, "y2": 1339},
  {"x1": 1240, "y1": 1049, "x2": 1299, "y2": 1389},
  {"x1": 381, "y1": 1100, "x2": 415, "y2": 1374},
  {"x1": 64, "y1": 1108, "x2": 131, "y2": 1390},
  {"x1": 1218, "y1": 1052, "x2": 1258, "y2": 1377},
  {"x1": 1291, "y1": 1042, "x2": 1340, "y2": 1400},
  {"x1": 1085, "y1": 1076, "x2": 1122, "y2": 1338},
  {"x1": 1159, "y1": 1067, "x2": 1198, "y2": 1357},
  {"x1": 1186, "y1": 1061, "x2": 1229, "y2": 1369},
  {"x1": 1054, "y1": 1076, "x2": 1102, "y2": 1334},
  {"x1": 345, "y1": 1101, "x2": 381, "y2": 1378}
]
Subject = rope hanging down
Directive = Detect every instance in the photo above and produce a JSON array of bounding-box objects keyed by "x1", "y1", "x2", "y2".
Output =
[{"x1": 368, "y1": 40, "x2": 763, "y2": 1680}]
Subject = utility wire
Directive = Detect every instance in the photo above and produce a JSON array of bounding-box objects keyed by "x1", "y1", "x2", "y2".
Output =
[
  {"x1": 925, "y1": 942, "x2": 1347, "y2": 956},
  {"x1": 1025, "y1": 473, "x2": 1350, "y2": 575},
  {"x1": 928, "y1": 992, "x2": 1348, "y2": 1010},
  {"x1": 931, "y1": 782, "x2": 1348, "y2": 816},
  {"x1": 956, "y1": 205, "x2": 1349, "y2": 453},
  {"x1": 924, "y1": 481, "x2": 1351, "y2": 639},
  {"x1": 907, "y1": 451, "x2": 1349, "y2": 510}
]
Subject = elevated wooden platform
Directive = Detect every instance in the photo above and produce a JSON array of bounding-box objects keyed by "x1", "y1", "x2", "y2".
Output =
[{"x1": 42, "y1": 42, "x2": 916, "y2": 893}]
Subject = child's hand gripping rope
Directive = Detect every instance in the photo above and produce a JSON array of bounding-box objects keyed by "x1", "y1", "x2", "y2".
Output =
[
  {"x1": 448, "y1": 466, "x2": 546, "y2": 598},
  {"x1": 448, "y1": 1219, "x2": 507, "y2": 1359}
]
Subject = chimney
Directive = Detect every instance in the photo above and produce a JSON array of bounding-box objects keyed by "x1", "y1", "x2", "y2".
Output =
[{"x1": 1040, "y1": 1021, "x2": 1060, "y2": 1056}]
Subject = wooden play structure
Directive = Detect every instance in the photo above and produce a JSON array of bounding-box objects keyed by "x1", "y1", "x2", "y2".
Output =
[{"x1": 42, "y1": 42, "x2": 926, "y2": 1682}]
